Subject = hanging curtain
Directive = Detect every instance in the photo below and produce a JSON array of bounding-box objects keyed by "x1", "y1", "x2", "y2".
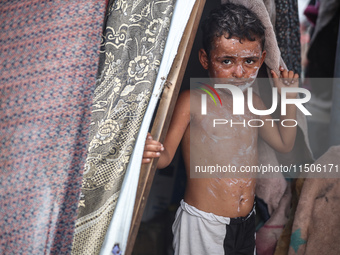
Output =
[
  {"x1": 71, "y1": 1, "x2": 178, "y2": 254},
  {"x1": 0, "y1": 1, "x2": 106, "y2": 254}
]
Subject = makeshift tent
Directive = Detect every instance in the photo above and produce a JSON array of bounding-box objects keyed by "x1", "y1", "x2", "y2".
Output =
[{"x1": 1, "y1": 0, "x2": 340, "y2": 255}]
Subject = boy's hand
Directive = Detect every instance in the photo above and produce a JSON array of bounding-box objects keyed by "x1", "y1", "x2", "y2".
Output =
[
  {"x1": 142, "y1": 133, "x2": 164, "y2": 164},
  {"x1": 271, "y1": 66, "x2": 299, "y2": 98}
]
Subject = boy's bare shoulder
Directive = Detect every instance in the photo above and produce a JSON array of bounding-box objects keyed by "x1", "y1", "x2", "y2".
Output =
[
  {"x1": 179, "y1": 89, "x2": 191, "y2": 100},
  {"x1": 177, "y1": 89, "x2": 201, "y2": 108},
  {"x1": 174, "y1": 89, "x2": 202, "y2": 119},
  {"x1": 176, "y1": 89, "x2": 190, "y2": 108},
  {"x1": 171, "y1": 90, "x2": 191, "y2": 118}
]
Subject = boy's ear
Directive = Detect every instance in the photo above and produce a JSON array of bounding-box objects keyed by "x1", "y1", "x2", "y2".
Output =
[
  {"x1": 260, "y1": 50, "x2": 266, "y2": 66},
  {"x1": 199, "y1": 49, "x2": 209, "y2": 70}
]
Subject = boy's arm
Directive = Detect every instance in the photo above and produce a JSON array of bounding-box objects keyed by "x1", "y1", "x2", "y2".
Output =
[
  {"x1": 257, "y1": 67, "x2": 299, "y2": 153},
  {"x1": 142, "y1": 90, "x2": 191, "y2": 169}
]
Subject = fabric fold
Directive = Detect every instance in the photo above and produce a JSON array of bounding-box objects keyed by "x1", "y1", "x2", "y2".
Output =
[{"x1": 71, "y1": 1, "x2": 179, "y2": 254}]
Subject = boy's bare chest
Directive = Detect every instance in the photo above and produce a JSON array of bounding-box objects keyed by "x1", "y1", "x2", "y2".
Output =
[{"x1": 193, "y1": 98, "x2": 258, "y2": 139}]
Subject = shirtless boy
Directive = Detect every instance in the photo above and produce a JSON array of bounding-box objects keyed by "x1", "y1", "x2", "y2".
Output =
[{"x1": 142, "y1": 3, "x2": 299, "y2": 254}]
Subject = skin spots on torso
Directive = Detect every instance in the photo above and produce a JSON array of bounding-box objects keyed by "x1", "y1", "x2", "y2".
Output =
[{"x1": 182, "y1": 89, "x2": 258, "y2": 217}]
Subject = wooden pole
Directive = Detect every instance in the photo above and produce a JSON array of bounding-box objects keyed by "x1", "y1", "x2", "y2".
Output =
[{"x1": 125, "y1": 0, "x2": 206, "y2": 254}]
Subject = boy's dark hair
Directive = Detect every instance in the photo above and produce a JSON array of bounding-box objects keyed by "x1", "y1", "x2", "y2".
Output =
[{"x1": 202, "y1": 3, "x2": 266, "y2": 55}]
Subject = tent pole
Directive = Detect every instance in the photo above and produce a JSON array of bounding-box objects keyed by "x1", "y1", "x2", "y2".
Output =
[
  {"x1": 329, "y1": 18, "x2": 340, "y2": 146},
  {"x1": 125, "y1": 0, "x2": 206, "y2": 254}
]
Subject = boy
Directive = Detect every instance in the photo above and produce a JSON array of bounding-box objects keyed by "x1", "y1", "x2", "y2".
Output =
[{"x1": 143, "y1": 3, "x2": 299, "y2": 254}]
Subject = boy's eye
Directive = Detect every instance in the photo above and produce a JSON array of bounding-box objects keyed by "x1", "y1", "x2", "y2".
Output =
[
  {"x1": 222, "y1": 59, "x2": 232, "y2": 65},
  {"x1": 245, "y1": 59, "x2": 255, "y2": 64}
]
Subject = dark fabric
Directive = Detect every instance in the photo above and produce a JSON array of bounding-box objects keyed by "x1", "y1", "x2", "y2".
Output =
[
  {"x1": 0, "y1": 1, "x2": 106, "y2": 254},
  {"x1": 72, "y1": 0, "x2": 175, "y2": 254},
  {"x1": 229, "y1": 204, "x2": 256, "y2": 225},
  {"x1": 305, "y1": 0, "x2": 340, "y2": 99},
  {"x1": 255, "y1": 196, "x2": 270, "y2": 223},
  {"x1": 224, "y1": 213, "x2": 256, "y2": 254},
  {"x1": 275, "y1": 0, "x2": 301, "y2": 75},
  {"x1": 304, "y1": 0, "x2": 320, "y2": 26}
]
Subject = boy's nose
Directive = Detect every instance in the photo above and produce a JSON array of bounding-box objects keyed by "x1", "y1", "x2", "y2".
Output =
[{"x1": 232, "y1": 64, "x2": 245, "y2": 78}]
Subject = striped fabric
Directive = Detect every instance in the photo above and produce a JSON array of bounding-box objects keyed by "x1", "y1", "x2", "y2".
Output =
[{"x1": 0, "y1": 1, "x2": 106, "y2": 254}]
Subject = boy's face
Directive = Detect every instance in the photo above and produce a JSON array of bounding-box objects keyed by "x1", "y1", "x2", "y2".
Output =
[{"x1": 199, "y1": 35, "x2": 266, "y2": 86}]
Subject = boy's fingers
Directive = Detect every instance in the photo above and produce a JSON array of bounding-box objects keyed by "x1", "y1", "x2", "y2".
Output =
[
  {"x1": 144, "y1": 144, "x2": 164, "y2": 152},
  {"x1": 279, "y1": 66, "x2": 287, "y2": 82},
  {"x1": 278, "y1": 67, "x2": 290, "y2": 86},
  {"x1": 142, "y1": 158, "x2": 151, "y2": 164},
  {"x1": 143, "y1": 132, "x2": 163, "y2": 164},
  {"x1": 271, "y1": 70, "x2": 278, "y2": 78},
  {"x1": 289, "y1": 72, "x2": 299, "y2": 85},
  {"x1": 280, "y1": 68, "x2": 288, "y2": 78},
  {"x1": 287, "y1": 70, "x2": 294, "y2": 84},
  {"x1": 143, "y1": 151, "x2": 161, "y2": 158},
  {"x1": 288, "y1": 70, "x2": 295, "y2": 79},
  {"x1": 145, "y1": 139, "x2": 161, "y2": 146}
]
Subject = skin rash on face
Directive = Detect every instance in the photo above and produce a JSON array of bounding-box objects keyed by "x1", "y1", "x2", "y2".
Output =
[{"x1": 199, "y1": 35, "x2": 266, "y2": 83}]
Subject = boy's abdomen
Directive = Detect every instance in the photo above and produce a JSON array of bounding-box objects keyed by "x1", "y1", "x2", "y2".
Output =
[
  {"x1": 181, "y1": 105, "x2": 258, "y2": 218},
  {"x1": 184, "y1": 177, "x2": 256, "y2": 218}
]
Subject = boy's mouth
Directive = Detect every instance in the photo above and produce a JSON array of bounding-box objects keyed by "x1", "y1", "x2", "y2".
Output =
[
  {"x1": 227, "y1": 78, "x2": 255, "y2": 92},
  {"x1": 228, "y1": 78, "x2": 254, "y2": 85},
  {"x1": 210, "y1": 78, "x2": 256, "y2": 89},
  {"x1": 237, "y1": 82, "x2": 253, "y2": 92}
]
